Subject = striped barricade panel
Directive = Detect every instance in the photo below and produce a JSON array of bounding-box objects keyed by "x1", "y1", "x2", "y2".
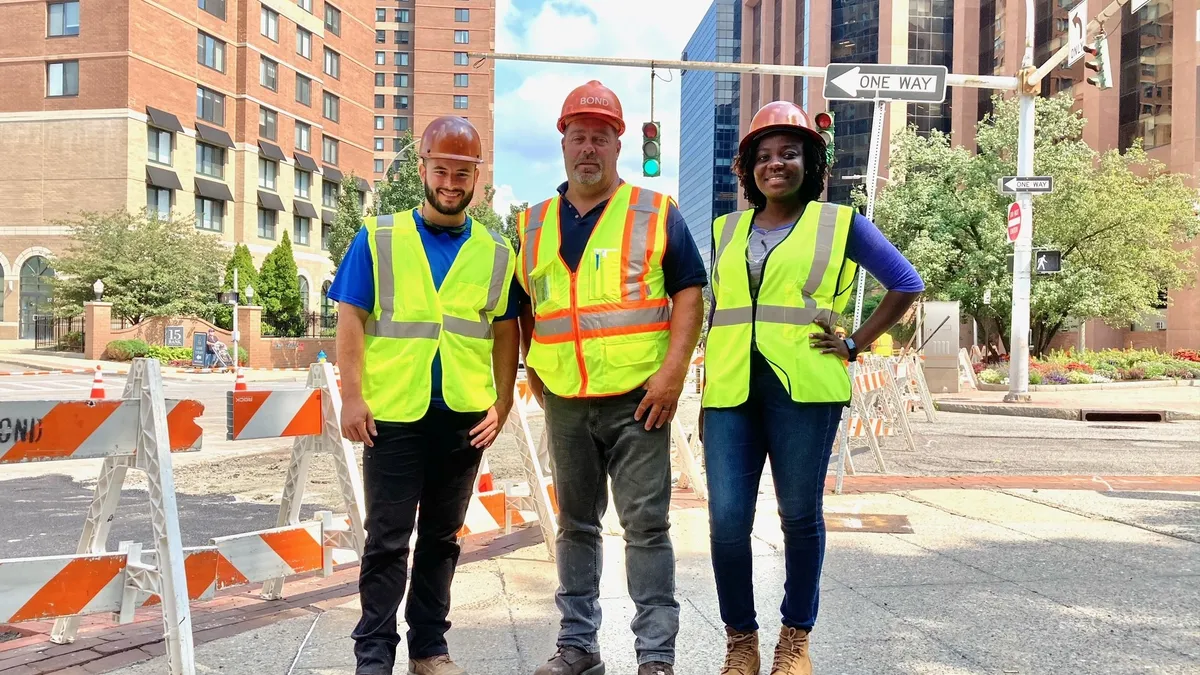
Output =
[
  {"x1": 212, "y1": 521, "x2": 324, "y2": 585},
  {"x1": 0, "y1": 400, "x2": 204, "y2": 463},
  {"x1": 854, "y1": 370, "x2": 888, "y2": 393},
  {"x1": 846, "y1": 416, "x2": 894, "y2": 438},
  {"x1": 458, "y1": 490, "x2": 528, "y2": 537},
  {"x1": 226, "y1": 390, "x2": 323, "y2": 441},
  {"x1": 0, "y1": 553, "x2": 127, "y2": 623}
]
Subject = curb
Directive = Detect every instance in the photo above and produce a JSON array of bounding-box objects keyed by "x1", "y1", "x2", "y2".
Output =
[
  {"x1": 0, "y1": 368, "x2": 129, "y2": 377},
  {"x1": 935, "y1": 401, "x2": 1200, "y2": 422},
  {"x1": 978, "y1": 379, "x2": 1198, "y2": 392}
]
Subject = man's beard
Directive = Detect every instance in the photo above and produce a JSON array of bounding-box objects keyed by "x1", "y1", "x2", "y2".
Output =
[
  {"x1": 571, "y1": 169, "x2": 604, "y2": 186},
  {"x1": 424, "y1": 183, "x2": 473, "y2": 216}
]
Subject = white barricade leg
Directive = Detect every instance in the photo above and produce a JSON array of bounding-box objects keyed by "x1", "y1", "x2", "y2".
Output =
[
  {"x1": 912, "y1": 356, "x2": 938, "y2": 422},
  {"x1": 509, "y1": 389, "x2": 557, "y2": 559},
  {"x1": 50, "y1": 455, "x2": 133, "y2": 644},
  {"x1": 853, "y1": 396, "x2": 889, "y2": 474},
  {"x1": 880, "y1": 364, "x2": 919, "y2": 452},
  {"x1": 131, "y1": 359, "x2": 196, "y2": 675},
  {"x1": 833, "y1": 363, "x2": 858, "y2": 495},
  {"x1": 670, "y1": 418, "x2": 707, "y2": 501}
]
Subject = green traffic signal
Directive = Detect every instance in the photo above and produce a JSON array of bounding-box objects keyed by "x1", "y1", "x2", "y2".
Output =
[
  {"x1": 642, "y1": 121, "x2": 661, "y2": 177},
  {"x1": 643, "y1": 158, "x2": 661, "y2": 176}
]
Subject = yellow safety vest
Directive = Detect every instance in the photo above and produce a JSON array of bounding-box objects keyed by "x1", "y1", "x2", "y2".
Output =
[
  {"x1": 362, "y1": 211, "x2": 516, "y2": 422},
  {"x1": 516, "y1": 184, "x2": 672, "y2": 397},
  {"x1": 703, "y1": 202, "x2": 858, "y2": 407}
]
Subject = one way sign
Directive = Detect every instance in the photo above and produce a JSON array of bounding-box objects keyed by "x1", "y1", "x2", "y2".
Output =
[
  {"x1": 998, "y1": 176, "x2": 1054, "y2": 194},
  {"x1": 823, "y1": 64, "x2": 948, "y2": 103}
]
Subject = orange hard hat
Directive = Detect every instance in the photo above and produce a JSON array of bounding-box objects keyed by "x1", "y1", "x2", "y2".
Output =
[
  {"x1": 419, "y1": 116, "x2": 483, "y2": 163},
  {"x1": 738, "y1": 101, "x2": 824, "y2": 157},
  {"x1": 558, "y1": 80, "x2": 626, "y2": 136}
]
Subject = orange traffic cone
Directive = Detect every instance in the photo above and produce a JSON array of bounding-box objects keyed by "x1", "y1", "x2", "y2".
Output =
[
  {"x1": 89, "y1": 365, "x2": 105, "y2": 399},
  {"x1": 477, "y1": 456, "x2": 494, "y2": 493},
  {"x1": 234, "y1": 368, "x2": 247, "y2": 392}
]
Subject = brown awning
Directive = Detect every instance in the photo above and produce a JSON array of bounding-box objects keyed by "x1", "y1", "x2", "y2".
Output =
[
  {"x1": 195, "y1": 177, "x2": 233, "y2": 201},
  {"x1": 259, "y1": 141, "x2": 287, "y2": 162},
  {"x1": 146, "y1": 106, "x2": 184, "y2": 133},
  {"x1": 195, "y1": 122, "x2": 234, "y2": 148},
  {"x1": 146, "y1": 165, "x2": 182, "y2": 190},
  {"x1": 322, "y1": 166, "x2": 343, "y2": 182},
  {"x1": 257, "y1": 190, "x2": 285, "y2": 211},
  {"x1": 294, "y1": 200, "x2": 318, "y2": 218},
  {"x1": 322, "y1": 209, "x2": 335, "y2": 225},
  {"x1": 293, "y1": 153, "x2": 318, "y2": 172},
  {"x1": 355, "y1": 177, "x2": 371, "y2": 193}
]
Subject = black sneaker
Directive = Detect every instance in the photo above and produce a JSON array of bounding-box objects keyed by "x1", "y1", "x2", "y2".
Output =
[
  {"x1": 532, "y1": 646, "x2": 604, "y2": 675},
  {"x1": 638, "y1": 662, "x2": 674, "y2": 675}
]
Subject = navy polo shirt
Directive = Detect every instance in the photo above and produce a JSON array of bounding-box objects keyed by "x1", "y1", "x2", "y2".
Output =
[
  {"x1": 512, "y1": 182, "x2": 708, "y2": 305},
  {"x1": 328, "y1": 209, "x2": 520, "y2": 409}
]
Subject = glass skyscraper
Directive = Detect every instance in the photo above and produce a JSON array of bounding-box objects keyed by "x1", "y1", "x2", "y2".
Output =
[{"x1": 679, "y1": 0, "x2": 742, "y2": 273}]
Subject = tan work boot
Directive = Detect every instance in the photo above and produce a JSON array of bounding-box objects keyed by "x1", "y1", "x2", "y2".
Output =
[
  {"x1": 720, "y1": 627, "x2": 760, "y2": 675},
  {"x1": 769, "y1": 627, "x2": 811, "y2": 675},
  {"x1": 409, "y1": 654, "x2": 467, "y2": 675}
]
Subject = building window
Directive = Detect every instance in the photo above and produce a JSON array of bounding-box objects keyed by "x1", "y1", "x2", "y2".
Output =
[
  {"x1": 454, "y1": 73, "x2": 468, "y2": 87},
  {"x1": 375, "y1": 72, "x2": 385, "y2": 86},
  {"x1": 294, "y1": 216, "x2": 311, "y2": 245},
  {"x1": 295, "y1": 121, "x2": 311, "y2": 152},
  {"x1": 395, "y1": 51, "x2": 409, "y2": 66},
  {"x1": 375, "y1": 51, "x2": 386, "y2": 65},
  {"x1": 321, "y1": 224, "x2": 331, "y2": 251},
  {"x1": 259, "y1": 158, "x2": 278, "y2": 189},
  {"x1": 453, "y1": 95, "x2": 468, "y2": 110},
  {"x1": 374, "y1": 137, "x2": 385, "y2": 151},
  {"x1": 398, "y1": 8, "x2": 410, "y2": 22},
  {"x1": 296, "y1": 28, "x2": 312, "y2": 59},
  {"x1": 196, "y1": 197, "x2": 223, "y2": 232},
  {"x1": 374, "y1": 94, "x2": 385, "y2": 108},
  {"x1": 260, "y1": 6, "x2": 278, "y2": 41},
  {"x1": 324, "y1": 4, "x2": 340, "y2": 35},
  {"x1": 258, "y1": 108, "x2": 277, "y2": 140},
  {"x1": 395, "y1": 94, "x2": 408, "y2": 109},
  {"x1": 393, "y1": 116, "x2": 408, "y2": 131},
  {"x1": 374, "y1": 159, "x2": 384, "y2": 173},
  {"x1": 260, "y1": 56, "x2": 278, "y2": 91},
  {"x1": 295, "y1": 169, "x2": 311, "y2": 198},
  {"x1": 323, "y1": 92, "x2": 340, "y2": 122},
  {"x1": 454, "y1": 52, "x2": 469, "y2": 66},
  {"x1": 298, "y1": 0, "x2": 312, "y2": 12},
  {"x1": 296, "y1": 74, "x2": 311, "y2": 106},
  {"x1": 395, "y1": 73, "x2": 409, "y2": 88},
  {"x1": 197, "y1": 32, "x2": 225, "y2": 72},
  {"x1": 147, "y1": 128, "x2": 172, "y2": 165},
  {"x1": 454, "y1": 30, "x2": 469, "y2": 44},
  {"x1": 322, "y1": 181, "x2": 338, "y2": 208},
  {"x1": 197, "y1": 86, "x2": 225, "y2": 125},
  {"x1": 197, "y1": 0, "x2": 225, "y2": 20},
  {"x1": 48, "y1": 1, "x2": 80, "y2": 36},
  {"x1": 374, "y1": 115, "x2": 385, "y2": 130},
  {"x1": 299, "y1": 276, "x2": 310, "y2": 309},
  {"x1": 47, "y1": 61, "x2": 79, "y2": 97},
  {"x1": 455, "y1": 8, "x2": 469, "y2": 21},
  {"x1": 196, "y1": 143, "x2": 224, "y2": 179},
  {"x1": 376, "y1": 29, "x2": 386, "y2": 43},
  {"x1": 258, "y1": 208, "x2": 277, "y2": 239},
  {"x1": 375, "y1": 8, "x2": 386, "y2": 21},
  {"x1": 147, "y1": 187, "x2": 172, "y2": 219},
  {"x1": 396, "y1": 30, "x2": 409, "y2": 44},
  {"x1": 322, "y1": 136, "x2": 338, "y2": 164},
  {"x1": 324, "y1": 48, "x2": 340, "y2": 79}
]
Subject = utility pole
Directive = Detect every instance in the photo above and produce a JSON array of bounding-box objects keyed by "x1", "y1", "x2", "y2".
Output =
[{"x1": 1006, "y1": 0, "x2": 1038, "y2": 402}]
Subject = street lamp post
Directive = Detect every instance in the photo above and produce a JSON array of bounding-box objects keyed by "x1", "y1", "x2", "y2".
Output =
[{"x1": 92, "y1": 279, "x2": 104, "y2": 301}]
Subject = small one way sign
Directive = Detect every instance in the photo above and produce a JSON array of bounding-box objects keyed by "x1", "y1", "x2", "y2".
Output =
[{"x1": 823, "y1": 64, "x2": 948, "y2": 103}]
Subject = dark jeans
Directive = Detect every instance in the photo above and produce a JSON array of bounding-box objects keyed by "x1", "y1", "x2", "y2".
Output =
[
  {"x1": 702, "y1": 351, "x2": 844, "y2": 633},
  {"x1": 543, "y1": 388, "x2": 679, "y2": 666},
  {"x1": 352, "y1": 408, "x2": 485, "y2": 675}
]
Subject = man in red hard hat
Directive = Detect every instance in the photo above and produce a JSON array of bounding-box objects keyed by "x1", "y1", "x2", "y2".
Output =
[
  {"x1": 331, "y1": 116, "x2": 521, "y2": 675},
  {"x1": 514, "y1": 80, "x2": 708, "y2": 675}
]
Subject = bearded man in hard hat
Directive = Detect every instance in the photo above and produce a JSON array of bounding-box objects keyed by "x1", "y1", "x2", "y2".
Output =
[
  {"x1": 330, "y1": 115, "x2": 520, "y2": 675},
  {"x1": 514, "y1": 81, "x2": 707, "y2": 675}
]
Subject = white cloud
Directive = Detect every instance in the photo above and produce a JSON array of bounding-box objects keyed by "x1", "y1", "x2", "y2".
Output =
[
  {"x1": 492, "y1": 0, "x2": 712, "y2": 210},
  {"x1": 491, "y1": 183, "x2": 522, "y2": 216}
]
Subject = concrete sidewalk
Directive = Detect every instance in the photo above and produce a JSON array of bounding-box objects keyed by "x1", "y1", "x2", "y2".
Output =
[
  {"x1": 936, "y1": 383, "x2": 1200, "y2": 421},
  {"x1": 95, "y1": 487, "x2": 1200, "y2": 675}
]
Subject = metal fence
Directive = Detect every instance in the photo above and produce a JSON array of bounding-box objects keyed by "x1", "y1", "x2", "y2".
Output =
[
  {"x1": 33, "y1": 315, "x2": 85, "y2": 352},
  {"x1": 262, "y1": 312, "x2": 337, "y2": 338}
]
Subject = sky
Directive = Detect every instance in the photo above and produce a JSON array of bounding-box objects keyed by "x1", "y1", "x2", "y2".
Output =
[{"x1": 490, "y1": 0, "x2": 713, "y2": 216}]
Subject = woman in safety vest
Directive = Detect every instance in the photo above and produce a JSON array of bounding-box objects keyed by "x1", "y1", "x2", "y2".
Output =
[{"x1": 702, "y1": 101, "x2": 924, "y2": 675}]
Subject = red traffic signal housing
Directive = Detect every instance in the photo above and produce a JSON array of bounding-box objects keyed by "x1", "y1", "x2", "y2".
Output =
[
  {"x1": 642, "y1": 122, "x2": 659, "y2": 139},
  {"x1": 814, "y1": 112, "x2": 833, "y2": 130}
]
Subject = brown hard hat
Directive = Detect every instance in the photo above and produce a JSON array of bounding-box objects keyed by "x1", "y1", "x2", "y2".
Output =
[
  {"x1": 558, "y1": 80, "x2": 625, "y2": 136},
  {"x1": 419, "y1": 116, "x2": 484, "y2": 163},
  {"x1": 738, "y1": 101, "x2": 824, "y2": 157}
]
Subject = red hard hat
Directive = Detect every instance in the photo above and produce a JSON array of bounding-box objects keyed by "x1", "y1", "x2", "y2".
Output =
[
  {"x1": 738, "y1": 101, "x2": 824, "y2": 157},
  {"x1": 558, "y1": 80, "x2": 626, "y2": 136},
  {"x1": 419, "y1": 116, "x2": 484, "y2": 163}
]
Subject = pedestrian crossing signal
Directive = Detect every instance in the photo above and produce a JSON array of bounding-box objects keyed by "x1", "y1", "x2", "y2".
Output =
[{"x1": 642, "y1": 122, "x2": 661, "y2": 177}]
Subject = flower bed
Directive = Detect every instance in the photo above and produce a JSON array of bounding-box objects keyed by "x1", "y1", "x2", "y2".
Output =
[{"x1": 977, "y1": 348, "x2": 1200, "y2": 385}]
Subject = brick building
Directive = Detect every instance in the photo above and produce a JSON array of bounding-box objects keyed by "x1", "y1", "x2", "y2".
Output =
[{"x1": 0, "y1": 0, "x2": 377, "y2": 340}]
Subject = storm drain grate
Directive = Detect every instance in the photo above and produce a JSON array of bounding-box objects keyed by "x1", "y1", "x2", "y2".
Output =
[{"x1": 1080, "y1": 409, "x2": 1167, "y2": 423}]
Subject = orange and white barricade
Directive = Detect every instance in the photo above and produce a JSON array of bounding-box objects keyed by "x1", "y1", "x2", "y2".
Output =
[
  {"x1": 892, "y1": 353, "x2": 937, "y2": 422},
  {"x1": 0, "y1": 358, "x2": 204, "y2": 675},
  {"x1": 224, "y1": 362, "x2": 366, "y2": 599}
]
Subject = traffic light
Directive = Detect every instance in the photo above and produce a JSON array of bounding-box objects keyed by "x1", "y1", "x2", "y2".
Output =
[
  {"x1": 1083, "y1": 33, "x2": 1112, "y2": 90},
  {"x1": 642, "y1": 121, "x2": 661, "y2": 177},
  {"x1": 814, "y1": 111, "x2": 835, "y2": 166}
]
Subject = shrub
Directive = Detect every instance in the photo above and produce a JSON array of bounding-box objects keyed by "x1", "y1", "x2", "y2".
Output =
[
  {"x1": 1089, "y1": 373, "x2": 1113, "y2": 384},
  {"x1": 978, "y1": 368, "x2": 1006, "y2": 385},
  {"x1": 1067, "y1": 371, "x2": 1092, "y2": 385},
  {"x1": 147, "y1": 345, "x2": 193, "y2": 363},
  {"x1": 1163, "y1": 367, "x2": 1195, "y2": 380},
  {"x1": 1136, "y1": 361, "x2": 1168, "y2": 380},
  {"x1": 1065, "y1": 362, "x2": 1094, "y2": 374},
  {"x1": 1043, "y1": 371, "x2": 1070, "y2": 385},
  {"x1": 1029, "y1": 370, "x2": 1043, "y2": 385},
  {"x1": 105, "y1": 339, "x2": 149, "y2": 361},
  {"x1": 56, "y1": 331, "x2": 84, "y2": 351},
  {"x1": 1173, "y1": 349, "x2": 1200, "y2": 363},
  {"x1": 1118, "y1": 367, "x2": 1146, "y2": 381}
]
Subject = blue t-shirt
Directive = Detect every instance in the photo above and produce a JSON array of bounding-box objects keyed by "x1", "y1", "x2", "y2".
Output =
[{"x1": 327, "y1": 209, "x2": 520, "y2": 410}]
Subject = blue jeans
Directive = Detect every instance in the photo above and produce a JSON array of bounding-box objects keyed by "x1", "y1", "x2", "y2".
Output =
[
  {"x1": 543, "y1": 388, "x2": 679, "y2": 665},
  {"x1": 702, "y1": 351, "x2": 844, "y2": 633}
]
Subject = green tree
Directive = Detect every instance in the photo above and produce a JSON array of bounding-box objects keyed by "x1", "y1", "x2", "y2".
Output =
[
  {"x1": 370, "y1": 131, "x2": 423, "y2": 217},
  {"x1": 51, "y1": 211, "x2": 229, "y2": 323},
  {"x1": 873, "y1": 93, "x2": 1198, "y2": 356},
  {"x1": 328, "y1": 174, "x2": 365, "y2": 269},
  {"x1": 501, "y1": 200, "x2": 529, "y2": 249},
  {"x1": 212, "y1": 244, "x2": 260, "y2": 329},
  {"x1": 466, "y1": 183, "x2": 506, "y2": 235},
  {"x1": 258, "y1": 232, "x2": 306, "y2": 337}
]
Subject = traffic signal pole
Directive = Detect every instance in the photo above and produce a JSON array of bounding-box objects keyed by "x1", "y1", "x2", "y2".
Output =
[{"x1": 1007, "y1": 1, "x2": 1038, "y2": 402}]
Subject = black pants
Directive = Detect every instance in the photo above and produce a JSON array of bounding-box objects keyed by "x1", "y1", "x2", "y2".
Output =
[{"x1": 352, "y1": 407, "x2": 485, "y2": 675}]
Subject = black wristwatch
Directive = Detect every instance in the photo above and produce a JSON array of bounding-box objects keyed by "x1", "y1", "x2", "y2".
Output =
[{"x1": 843, "y1": 336, "x2": 859, "y2": 362}]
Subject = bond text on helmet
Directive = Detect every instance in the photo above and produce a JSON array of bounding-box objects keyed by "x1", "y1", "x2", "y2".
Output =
[{"x1": 580, "y1": 96, "x2": 610, "y2": 107}]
